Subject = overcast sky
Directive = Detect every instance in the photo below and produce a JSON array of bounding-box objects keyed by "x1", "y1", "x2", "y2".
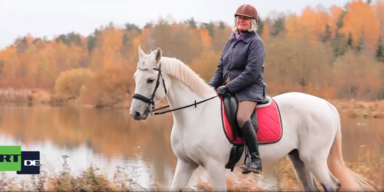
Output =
[{"x1": 0, "y1": 0, "x2": 349, "y2": 49}]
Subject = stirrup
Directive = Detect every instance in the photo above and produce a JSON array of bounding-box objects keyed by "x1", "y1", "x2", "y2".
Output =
[
  {"x1": 240, "y1": 161, "x2": 262, "y2": 170},
  {"x1": 241, "y1": 163, "x2": 261, "y2": 174}
]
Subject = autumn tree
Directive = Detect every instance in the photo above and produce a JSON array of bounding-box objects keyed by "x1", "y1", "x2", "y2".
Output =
[
  {"x1": 55, "y1": 68, "x2": 93, "y2": 96},
  {"x1": 298, "y1": 6, "x2": 329, "y2": 43},
  {"x1": 339, "y1": 0, "x2": 381, "y2": 52}
]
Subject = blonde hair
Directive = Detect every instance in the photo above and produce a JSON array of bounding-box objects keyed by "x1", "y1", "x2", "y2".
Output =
[{"x1": 232, "y1": 17, "x2": 258, "y2": 34}]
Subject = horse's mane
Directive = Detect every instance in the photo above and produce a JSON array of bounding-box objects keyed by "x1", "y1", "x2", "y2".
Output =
[{"x1": 160, "y1": 56, "x2": 215, "y2": 98}]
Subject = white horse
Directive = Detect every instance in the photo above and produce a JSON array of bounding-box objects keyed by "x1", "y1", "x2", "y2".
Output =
[{"x1": 129, "y1": 46, "x2": 375, "y2": 192}]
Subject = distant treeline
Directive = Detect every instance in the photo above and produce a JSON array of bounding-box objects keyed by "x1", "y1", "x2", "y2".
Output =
[{"x1": 0, "y1": 0, "x2": 384, "y2": 107}]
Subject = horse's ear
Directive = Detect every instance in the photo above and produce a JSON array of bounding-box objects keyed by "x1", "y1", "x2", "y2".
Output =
[
  {"x1": 138, "y1": 45, "x2": 145, "y2": 60},
  {"x1": 155, "y1": 47, "x2": 162, "y2": 64}
]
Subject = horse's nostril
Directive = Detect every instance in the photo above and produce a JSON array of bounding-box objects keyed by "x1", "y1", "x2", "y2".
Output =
[{"x1": 134, "y1": 111, "x2": 141, "y2": 118}]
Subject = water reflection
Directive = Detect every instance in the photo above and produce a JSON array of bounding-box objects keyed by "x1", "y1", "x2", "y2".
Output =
[
  {"x1": 0, "y1": 105, "x2": 383, "y2": 189},
  {"x1": 0, "y1": 105, "x2": 177, "y2": 189},
  {"x1": 340, "y1": 117, "x2": 384, "y2": 162}
]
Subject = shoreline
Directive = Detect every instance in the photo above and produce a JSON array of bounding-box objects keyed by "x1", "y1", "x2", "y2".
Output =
[
  {"x1": 1, "y1": 88, "x2": 384, "y2": 118},
  {"x1": 329, "y1": 99, "x2": 384, "y2": 119}
]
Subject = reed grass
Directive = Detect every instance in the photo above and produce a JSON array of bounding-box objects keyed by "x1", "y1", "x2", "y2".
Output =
[{"x1": 2, "y1": 148, "x2": 383, "y2": 191}]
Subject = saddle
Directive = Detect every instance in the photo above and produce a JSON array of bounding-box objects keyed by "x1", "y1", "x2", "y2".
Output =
[{"x1": 223, "y1": 93, "x2": 270, "y2": 140}]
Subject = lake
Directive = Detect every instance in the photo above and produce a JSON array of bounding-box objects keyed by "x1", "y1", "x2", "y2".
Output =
[{"x1": 0, "y1": 104, "x2": 383, "y2": 190}]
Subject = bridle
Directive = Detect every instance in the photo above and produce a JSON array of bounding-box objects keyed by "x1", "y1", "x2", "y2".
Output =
[
  {"x1": 132, "y1": 62, "x2": 168, "y2": 117},
  {"x1": 131, "y1": 62, "x2": 218, "y2": 116}
]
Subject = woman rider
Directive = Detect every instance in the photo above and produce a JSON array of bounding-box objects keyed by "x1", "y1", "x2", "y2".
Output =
[{"x1": 208, "y1": 4, "x2": 266, "y2": 174}]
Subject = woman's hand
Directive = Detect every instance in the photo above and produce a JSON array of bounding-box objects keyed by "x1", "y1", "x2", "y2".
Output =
[{"x1": 217, "y1": 85, "x2": 230, "y2": 96}]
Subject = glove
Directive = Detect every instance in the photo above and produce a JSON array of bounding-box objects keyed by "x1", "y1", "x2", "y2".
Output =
[{"x1": 217, "y1": 85, "x2": 230, "y2": 96}]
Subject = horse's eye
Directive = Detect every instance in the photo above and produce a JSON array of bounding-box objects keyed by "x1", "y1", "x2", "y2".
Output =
[{"x1": 147, "y1": 79, "x2": 154, "y2": 83}]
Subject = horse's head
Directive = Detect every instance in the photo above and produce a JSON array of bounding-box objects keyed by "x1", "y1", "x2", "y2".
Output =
[{"x1": 129, "y1": 46, "x2": 169, "y2": 120}]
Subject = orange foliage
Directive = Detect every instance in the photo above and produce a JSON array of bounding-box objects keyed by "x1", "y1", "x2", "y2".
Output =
[
  {"x1": 198, "y1": 28, "x2": 212, "y2": 48},
  {"x1": 101, "y1": 29, "x2": 124, "y2": 69},
  {"x1": 373, "y1": 0, "x2": 384, "y2": 38},
  {"x1": 189, "y1": 50, "x2": 220, "y2": 82},
  {"x1": 285, "y1": 15, "x2": 301, "y2": 40},
  {"x1": 55, "y1": 68, "x2": 93, "y2": 96},
  {"x1": 129, "y1": 35, "x2": 142, "y2": 64},
  {"x1": 79, "y1": 65, "x2": 135, "y2": 107},
  {"x1": 339, "y1": 0, "x2": 381, "y2": 51},
  {"x1": 285, "y1": 14, "x2": 316, "y2": 44},
  {"x1": 299, "y1": 6, "x2": 328, "y2": 40},
  {"x1": 0, "y1": 1, "x2": 384, "y2": 103},
  {"x1": 328, "y1": 5, "x2": 344, "y2": 36},
  {"x1": 261, "y1": 23, "x2": 270, "y2": 41},
  {"x1": 24, "y1": 34, "x2": 34, "y2": 45}
]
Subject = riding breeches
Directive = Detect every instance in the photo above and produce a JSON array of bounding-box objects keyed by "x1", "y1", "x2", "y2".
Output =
[{"x1": 237, "y1": 100, "x2": 257, "y2": 127}]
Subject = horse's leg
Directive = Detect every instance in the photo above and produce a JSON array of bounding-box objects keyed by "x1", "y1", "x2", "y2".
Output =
[
  {"x1": 169, "y1": 159, "x2": 199, "y2": 191},
  {"x1": 288, "y1": 149, "x2": 320, "y2": 191},
  {"x1": 300, "y1": 148, "x2": 340, "y2": 192},
  {"x1": 205, "y1": 160, "x2": 227, "y2": 191}
]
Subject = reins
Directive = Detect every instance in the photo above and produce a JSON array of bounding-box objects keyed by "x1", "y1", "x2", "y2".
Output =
[
  {"x1": 150, "y1": 95, "x2": 218, "y2": 115},
  {"x1": 132, "y1": 62, "x2": 218, "y2": 116}
]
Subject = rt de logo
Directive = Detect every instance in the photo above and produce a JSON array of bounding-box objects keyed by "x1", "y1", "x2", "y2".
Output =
[{"x1": 0, "y1": 145, "x2": 40, "y2": 174}]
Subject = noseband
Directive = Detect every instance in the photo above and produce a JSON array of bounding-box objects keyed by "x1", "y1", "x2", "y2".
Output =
[{"x1": 132, "y1": 62, "x2": 168, "y2": 113}]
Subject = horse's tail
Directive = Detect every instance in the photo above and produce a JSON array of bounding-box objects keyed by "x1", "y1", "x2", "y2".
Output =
[{"x1": 327, "y1": 103, "x2": 376, "y2": 191}]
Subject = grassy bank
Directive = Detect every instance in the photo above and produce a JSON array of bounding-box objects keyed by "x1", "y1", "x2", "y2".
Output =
[
  {"x1": 1, "y1": 151, "x2": 382, "y2": 191},
  {"x1": 0, "y1": 88, "x2": 132, "y2": 108},
  {"x1": 0, "y1": 156, "x2": 266, "y2": 192},
  {"x1": 330, "y1": 99, "x2": 384, "y2": 119}
]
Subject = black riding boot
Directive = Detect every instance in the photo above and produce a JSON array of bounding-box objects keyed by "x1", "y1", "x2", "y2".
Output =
[{"x1": 241, "y1": 120, "x2": 262, "y2": 174}]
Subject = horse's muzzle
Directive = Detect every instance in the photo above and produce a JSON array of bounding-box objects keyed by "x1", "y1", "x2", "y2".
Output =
[
  {"x1": 130, "y1": 107, "x2": 151, "y2": 120},
  {"x1": 131, "y1": 111, "x2": 142, "y2": 120}
]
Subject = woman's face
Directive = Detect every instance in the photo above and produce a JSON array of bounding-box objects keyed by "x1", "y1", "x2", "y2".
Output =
[{"x1": 236, "y1": 15, "x2": 251, "y2": 31}]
